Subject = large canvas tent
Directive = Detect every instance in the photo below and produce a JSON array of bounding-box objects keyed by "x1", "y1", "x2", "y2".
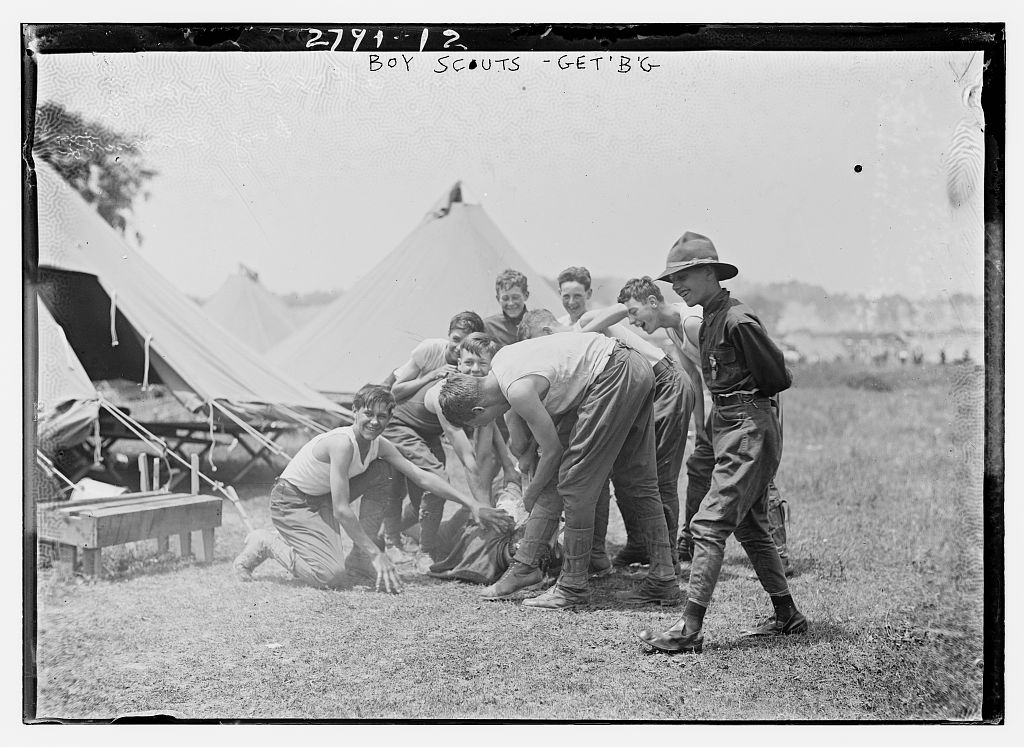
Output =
[
  {"x1": 269, "y1": 184, "x2": 564, "y2": 395},
  {"x1": 203, "y1": 265, "x2": 296, "y2": 353},
  {"x1": 36, "y1": 298, "x2": 99, "y2": 455},
  {"x1": 31, "y1": 157, "x2": 345, "y2": 423}
]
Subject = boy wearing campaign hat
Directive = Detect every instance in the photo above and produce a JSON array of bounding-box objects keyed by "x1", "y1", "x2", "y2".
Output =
[{"x1": 636, "y1": 232, "x2": 807, "y2": 653}]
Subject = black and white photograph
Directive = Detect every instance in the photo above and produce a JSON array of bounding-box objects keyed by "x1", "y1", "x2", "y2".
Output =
[{"x1": 21, "y1": 15, "x2": 1004, "y2": 724}]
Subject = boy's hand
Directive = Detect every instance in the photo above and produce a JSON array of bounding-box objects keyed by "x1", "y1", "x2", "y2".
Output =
[
  {"x1": 517, "y1": 449, "x2": 538, "y2": 479},
  {"x1": 372, "y1": 552, "x2": 403, "y2": 594},
  {"x1": 473, "y1": 505, "x2": 515, "y2": 534},
  {"x1": 428, "y1": 364, "x2": 456, "y2": 382},
  {"x1": 503, "y1": 467, "x2": 523, "y2": 487}
]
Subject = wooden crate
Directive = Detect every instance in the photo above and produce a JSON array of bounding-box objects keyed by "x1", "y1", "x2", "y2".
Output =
[{"x1": 39, "y1": 491, "x2": 223, "y2": 577}]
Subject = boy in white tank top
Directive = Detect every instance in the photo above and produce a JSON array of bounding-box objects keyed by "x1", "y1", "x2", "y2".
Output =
[
  {"x1": 232, "y1": 385, "x2": 513, "y2": 592},
  {"x1": 438, "y1": 310, "x2": 678, "y2": 611}
]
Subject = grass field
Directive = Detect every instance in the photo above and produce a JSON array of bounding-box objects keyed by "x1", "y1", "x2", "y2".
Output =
[{"x1": 30, "y1": 362, "x2": 986, "y2": 721}]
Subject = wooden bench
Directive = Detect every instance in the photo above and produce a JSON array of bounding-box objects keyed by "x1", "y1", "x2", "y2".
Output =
[{"x1": 40, "y1": 490, "x2": 223, "y2": 577}]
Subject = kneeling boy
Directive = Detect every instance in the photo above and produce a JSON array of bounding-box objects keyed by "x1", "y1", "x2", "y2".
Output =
[{"x1": 233, "y1": 385, "x2": 513, "y2": 592}]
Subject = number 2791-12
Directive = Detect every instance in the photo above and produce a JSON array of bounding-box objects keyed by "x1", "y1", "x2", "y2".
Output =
[{"x1": 305, "y1": 28, "x2": 466, "y2": 52}]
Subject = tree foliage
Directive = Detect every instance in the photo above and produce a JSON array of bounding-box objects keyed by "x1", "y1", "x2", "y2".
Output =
[{"x1": 33, "y1": 101, "x2": 157, "y2": 245}]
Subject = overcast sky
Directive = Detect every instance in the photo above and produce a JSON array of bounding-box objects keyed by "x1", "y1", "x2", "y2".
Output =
[{"x1": 33, "y1": 44, "x2": 985, "y2": 301}]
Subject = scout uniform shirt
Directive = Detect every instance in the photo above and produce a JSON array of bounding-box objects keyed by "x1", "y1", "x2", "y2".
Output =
[
  {"x1": 698, "y1": 289, "x2": 791, "y2": 398},
  {"x1": 483, "y1": 311, "x2": 528, "y2": 349}
]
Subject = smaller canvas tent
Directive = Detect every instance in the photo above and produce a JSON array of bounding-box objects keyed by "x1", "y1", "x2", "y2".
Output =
[
  {"x1": 203, "y1": 265, "x2": 296, "y2": 353},
  {"x1": 269, "y1": 184, "x2": 565, "y2": 395}
]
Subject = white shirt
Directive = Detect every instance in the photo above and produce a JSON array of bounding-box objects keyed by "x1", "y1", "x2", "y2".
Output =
[
  {"x1": 280, "y1": 426, "x2": 380, "y2": 496},
  {"x1": 570, "y1": 319, "x2": 665, "y2": 367},
  {"x1": 491, "y1": 332, "x2": 616, "y2": 417},
  {"x1": 393, "y1": 338, "x2": 447, "y2": 378},
  {"x1": 666, "y1": 302, "x2": 702, "y2": 368}
]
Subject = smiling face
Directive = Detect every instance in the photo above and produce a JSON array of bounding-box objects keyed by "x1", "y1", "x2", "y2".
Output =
[
  {"x1": 352, "y1": 404, "x2": 393, "y2": 443},
  {"x1": 559, "y1": 280, "x2": 592, "y2": 323},
  {"x1": 623, "y1": 297, "x2": 661, "y2": 334},
  {"x1": 670, "y1": 266, "x2": 718, "y2": 307},
  {"x1": 458, "y1": 348, "x2": 493, "y2": 377},
  {"x1": 497, "y1": 286, "x2": 528, "y2": 320},
  {"x1": 446, "y1": 328, "x2": 470, "y2": 363}
]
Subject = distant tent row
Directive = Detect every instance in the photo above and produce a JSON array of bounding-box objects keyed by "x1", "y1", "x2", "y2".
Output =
[
  {"x1": 32, "y1": 157, "x2": 345, "y2": 425},
  {"x1": 267, "y1": 183, "x2": 564, "y2": 395}
]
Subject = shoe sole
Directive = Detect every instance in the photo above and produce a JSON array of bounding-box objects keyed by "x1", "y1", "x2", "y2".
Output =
[
  {"x1": 619, "y1": 597, "x2": 683, "y2": 607},
  {"x1": 522, "y1": 602, "x2": 587, "y2": 611},
  {"x1": 588, "y1": 567, "x2": 615, "y2": 579},
  {"x1": 634, "y1": 631, "x2": 702, "y2": 654}
]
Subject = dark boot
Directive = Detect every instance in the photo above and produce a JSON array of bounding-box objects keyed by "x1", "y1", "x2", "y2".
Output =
[
  {"x1": 481, "y1": 561, "x2": 545, "y2": 600},
  {"x1": 740, "y1": 609, "x2": 808, "y2": 637},
  {"x1": 522, "y1": 584, "x2": 591, "y2": 611},
  {"x1": 635, "y1": 627, "x2": 704, "y2": 654},
  {"x1": 612, "y1": 545, "x2": 650, "y2": 568},
  {"x1": 615, "y1": 576, "x2": 682, "y2": 607}
]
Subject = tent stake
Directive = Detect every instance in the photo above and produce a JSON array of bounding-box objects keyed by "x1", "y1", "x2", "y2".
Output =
[{"x1": 224, "y1": 485, "x2": 254, "y2": 533}]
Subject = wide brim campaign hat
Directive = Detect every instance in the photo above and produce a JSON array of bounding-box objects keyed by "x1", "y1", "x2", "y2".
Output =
[{"x1": 655, "y1": 231, "x2": 738, "y2": 282}]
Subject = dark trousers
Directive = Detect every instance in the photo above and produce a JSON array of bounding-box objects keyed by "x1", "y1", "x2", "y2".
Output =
[
  {"x1": 381, "y1": 423, "x2": 448, "y2": 559},
  {"x1": 270, "y1": 461, "x2": 393, "y2": 588},
  {"x1": 680, "y1": 411, "x2": 789, "y2": 559},
  {"x1": 600, "y1": 357, "x2": 695, "y2": 564},
  {"x1": 513, "y1": 345, "x2": 675, "y2": 589},
  {"x1": 686, "y1": 397, "x2": 790, "y2": 607}
]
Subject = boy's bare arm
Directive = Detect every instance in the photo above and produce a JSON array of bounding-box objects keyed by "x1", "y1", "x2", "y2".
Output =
[
  {"x1": 677, "y1": 352, "x2": 705, "y2": 438},
  {"x1": 327, "y1": 439, "x2": 401, "y2": 593},
  {"x1": 378, "y1": 439, "x2": 514, "y2": 534},
  {"x1": 577, "y1": 303, "x2": 629, "y2": 334},
  {"x1": 391, "y1": 363, "x2": 452, "y2": 403},
  {"x1": 506, "y1": 379, "x2": 563, "y2": 507}
]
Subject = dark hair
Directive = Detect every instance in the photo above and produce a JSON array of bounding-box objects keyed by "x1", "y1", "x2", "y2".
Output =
[
  {"x1": 459, "y1": 332, "x2": 499, "y2": 360},
  {"x1": 516, "y1": 308, "x2": 559, "y2": 341},
  {"x1": 557, "y1": 266, "x2": 592, "y2": 291},
  {"x1": 617, "y1": 276, "x2": 665, "y2": 305},
  {"x1": 438, "y1": 373, "x2": 486, "y2": 427},
  {"x1": 448, "y1": 310, "x2": 485, "y2": 335},
  {"x1": 353, "y1": 384, "x2": 396, "y2": 414},
  {"x1": 494, "y1": 269, "x2": 529, "y2": 295}
]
